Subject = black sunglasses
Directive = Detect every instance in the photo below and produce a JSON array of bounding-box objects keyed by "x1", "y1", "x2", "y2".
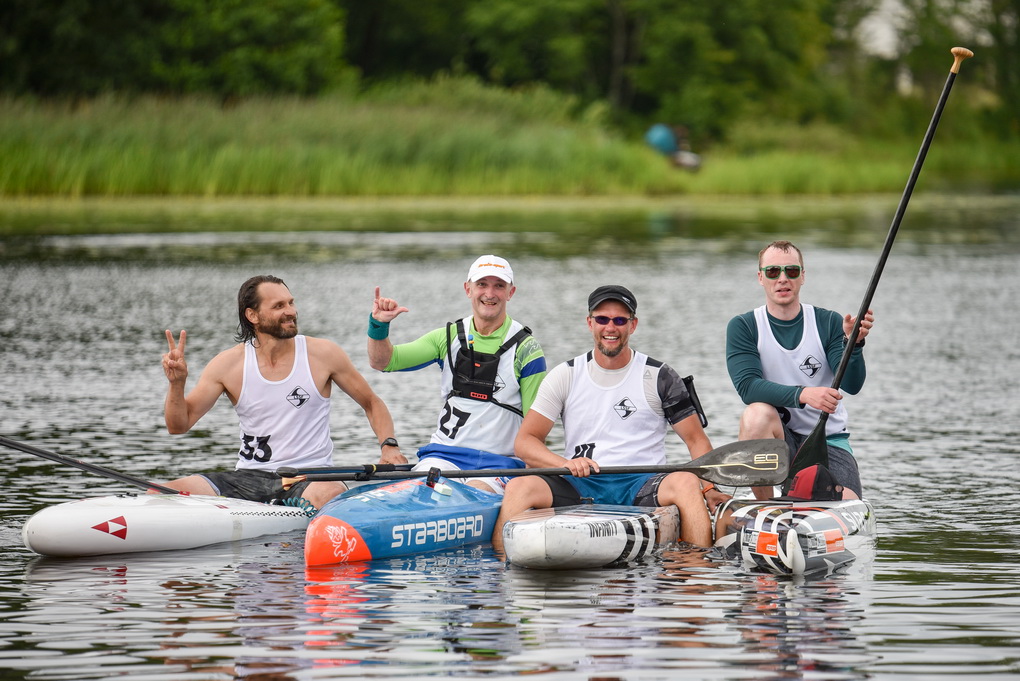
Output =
[
  {"x1": 591, "y1": 315, "x2": 633, "y2": 326},
  {"x1": 760, "y1": 265, "x2": 802, "y2": 279}
]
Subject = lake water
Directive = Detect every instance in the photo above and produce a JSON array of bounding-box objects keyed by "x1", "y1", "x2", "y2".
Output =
[{"x1": 1, "y1": 196, "x2": 1019, "y2": 680}]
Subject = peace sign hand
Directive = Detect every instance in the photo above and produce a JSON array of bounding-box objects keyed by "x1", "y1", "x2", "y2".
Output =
[
  {"x1": 163, "y1": 330, "x2": 189, "y2": 384},
  {"x1": 372, "y1": 286, "x2": 409, "y2": 324}
]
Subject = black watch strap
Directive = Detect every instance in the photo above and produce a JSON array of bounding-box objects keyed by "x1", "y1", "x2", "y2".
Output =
[{"x1": 380, "y1": 437, "x2": 399, "y2": 449}]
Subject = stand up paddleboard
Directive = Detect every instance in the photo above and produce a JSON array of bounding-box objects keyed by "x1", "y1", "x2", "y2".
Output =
[
  {"x1": 22, "y1": 494, "x2": 311, "y2": 557},
  {"x1": 305, "y1": 477, "x2": 502, "y2": 566},
  {"x1": 503, "y1": 504, "x2": 680, "y2": 570},
  {"x1": 713, "y1": 497, "x2": 876, "y2": 576}
]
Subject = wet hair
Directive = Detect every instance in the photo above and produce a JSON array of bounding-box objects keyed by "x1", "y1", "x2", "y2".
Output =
[
  {"x1": 758, "y1": 240, "x2": 804, "y2": 267},
  {"x1": 235, "y1": 275, "x2": 287, "y2": 344}
]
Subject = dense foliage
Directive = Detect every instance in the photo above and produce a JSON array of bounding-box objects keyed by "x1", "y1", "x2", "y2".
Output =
[
  {"x1": 0, "y1": 0, "x2": 1016, "y2": 140},
  {"x1": 0, "y1": 0, "x2": 345, "y2": 97}
]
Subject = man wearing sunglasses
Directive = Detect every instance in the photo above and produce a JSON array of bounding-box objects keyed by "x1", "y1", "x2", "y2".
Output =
[
  {"x1": 368, "y1": 255, "x2": 547, "y2": 495},
  {"x1": 491, "y1": 285, "x2": 717, "y2": 550},
  {"x1": 726, "y1": 240, "x2": 874, "y2": 500}
]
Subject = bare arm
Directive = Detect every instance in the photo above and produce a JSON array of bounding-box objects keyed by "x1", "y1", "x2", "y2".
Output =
[
  {"x1": 514, "y1": 410, "x2": 601, "y2": 477},
  {"x1": 325, "y1": 339, "x2": 407, "y2": 465},
  {"x1": 162, "y1": 330, "x2": 229, "y2": 434},
  {"x1": 367, "y1": 286, "x2": 409, "y2": 371}
]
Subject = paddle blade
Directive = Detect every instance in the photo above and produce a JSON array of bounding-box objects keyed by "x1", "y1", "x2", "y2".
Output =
[
  {"x1": 789, "y1": 418, "x2": 830, "y2": 478},
  {"x1": 687, "y1": 439, "x2": 790, "y2": 487}
]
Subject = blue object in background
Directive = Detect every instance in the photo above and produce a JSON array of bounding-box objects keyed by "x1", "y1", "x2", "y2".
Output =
[{"x1": 645, "y1": 123, "x2": 679, "y2": 155}]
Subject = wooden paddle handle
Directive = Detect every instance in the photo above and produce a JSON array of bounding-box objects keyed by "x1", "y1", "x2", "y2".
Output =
[{"x1": 951, "y1": 47, "x2": 974, "y2": 74}]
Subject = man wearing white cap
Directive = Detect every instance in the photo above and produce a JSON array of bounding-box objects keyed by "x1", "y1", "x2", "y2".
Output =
[{"x1": 367, "y1": 255, "x2": 547, "y2": 494}]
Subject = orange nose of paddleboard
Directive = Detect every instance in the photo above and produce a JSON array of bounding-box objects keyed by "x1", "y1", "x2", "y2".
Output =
[{"x1": 304, "y1": 515, "x2": 373, "y2": 566}]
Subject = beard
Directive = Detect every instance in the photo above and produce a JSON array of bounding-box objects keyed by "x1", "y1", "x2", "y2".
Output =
[
  {"x1": 596, "y1": 339, "x2": 625, "y2": 358},
  {"x1": 258, "y1": 315, "x2": 298, "y2": 339}
]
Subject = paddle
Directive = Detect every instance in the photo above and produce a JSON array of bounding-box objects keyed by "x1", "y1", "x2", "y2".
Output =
[
  {"x1": 278, "y1": 438, "x2": 790, "y2": 489},
  {"x1": 791, "y1": 46, "x2": 974, "y2": 477},
  {"x1": 1, "y1": 434, "x2": 419, "y2": 495},
  {"x1": 0, "y1": 434, "x2": 182, "y2": 495}
]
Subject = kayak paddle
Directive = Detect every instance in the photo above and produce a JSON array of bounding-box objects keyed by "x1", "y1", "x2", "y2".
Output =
[
  {"x1": 1, "y1": 434, "x2": 415, "y2": 495},
  {"x1": 278, "y1": 438, "x2": 790, "y2": 489},
  {"x1": 0, "y1": 434, "x2": 182, "y2": 495}
]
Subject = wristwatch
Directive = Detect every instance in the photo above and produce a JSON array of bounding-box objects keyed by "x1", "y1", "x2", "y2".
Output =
[{"x1": 380, "y1": 437, "x2": 399, "y2": 449}]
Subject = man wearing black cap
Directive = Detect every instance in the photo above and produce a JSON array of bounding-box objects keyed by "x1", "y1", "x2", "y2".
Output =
[{"x1": 492, "y1": 285, "x2": 721, "y2": 550}]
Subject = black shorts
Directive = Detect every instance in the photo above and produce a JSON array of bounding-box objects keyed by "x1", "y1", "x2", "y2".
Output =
[
  {"x1": 540, "y1": 473, "x2": 671, "y2": 508},
  {"x1": 783, "y1": 426, "x2": 864, "y2": 497},
  {"x1": 201, "y1": 469, "x2": 312, "y2": 504}
]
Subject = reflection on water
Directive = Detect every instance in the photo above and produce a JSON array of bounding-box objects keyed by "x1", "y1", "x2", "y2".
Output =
[
  {"x1": 1, "y1": 196, "x2": 1019, "y2": 679},
  {"x1": 4, "y1": 194, "x2": 1020, "y2": 265}
]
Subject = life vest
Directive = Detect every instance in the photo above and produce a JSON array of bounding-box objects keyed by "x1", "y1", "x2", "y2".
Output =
[{"x1": 445, "y1": 319, "x2": 532, "y2": 416}]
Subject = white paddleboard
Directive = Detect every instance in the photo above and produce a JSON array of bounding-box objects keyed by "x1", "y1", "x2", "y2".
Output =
[
  {"x1": 22, "y1": 493, "x2": 311, "y2": 557},
  {"x1": 503, "y1": 504, "x2": 679, "y2": 570}
]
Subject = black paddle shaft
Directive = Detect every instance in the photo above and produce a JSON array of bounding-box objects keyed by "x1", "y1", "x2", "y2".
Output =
[
  {"x1": 280, "y1": 438, "x2": 791, "y2": 488},
  {"x1": 0, "y1": 434, "x2": 180, "y2": 495},
  {"x1": 792, "y1": 47, "x2": 974, "y2": 476}
]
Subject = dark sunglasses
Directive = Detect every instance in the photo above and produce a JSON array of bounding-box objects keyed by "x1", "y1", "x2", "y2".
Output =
[
  {"x1": 591, "y1": 315, "x2": 633, "y2": 326},
  {"x1": 760, "y1": 265, "x2": 802, "y2": 279}
]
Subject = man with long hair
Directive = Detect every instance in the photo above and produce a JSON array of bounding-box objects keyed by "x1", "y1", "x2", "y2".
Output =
[{"x1": 161, "y1": 275, "x2": 404, "y2": 510}]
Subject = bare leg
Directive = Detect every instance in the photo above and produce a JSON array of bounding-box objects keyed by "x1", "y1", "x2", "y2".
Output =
[
  {"x1": 153, "y1": 475, "x2": 216, "y2": 495},
  {"x1": 738, "y1": 403, "x2": 785, "y2": 500},
  {"x1": 491, "y1": 477, "x2": 553, "y2": 553},
  {"x1": 303, "y1": 481, "x2": 349, "y2": 509},
  {"x1": 656, "y1": 472, "x2": 711, "y2": 546}
]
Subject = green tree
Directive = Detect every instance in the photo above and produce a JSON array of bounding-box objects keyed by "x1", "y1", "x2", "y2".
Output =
[
  {"x1": 339, "y1": 0, "x2": 472, "y2": 80},
  {"x1": 973, "y1": 0, "x2": 1020, "y2": 134},
  {"x1": 889, "y1": 0, "x2": 1017, "y2": 136},
  {"x1": 0, "y1": 0, "x2": 346, "y2": 97},
  {"x1": 466, "y1": 0, "x2": 834, "y2": 138}
]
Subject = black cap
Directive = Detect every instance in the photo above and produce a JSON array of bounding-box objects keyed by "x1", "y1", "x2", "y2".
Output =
[{"x1": 588, "y1": 285, "x2": 637, "y2": 314}]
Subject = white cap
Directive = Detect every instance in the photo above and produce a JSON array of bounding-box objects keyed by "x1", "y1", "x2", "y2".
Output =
[{"x1": 467, "y1": 255, "x2": 514, "y2": 283}]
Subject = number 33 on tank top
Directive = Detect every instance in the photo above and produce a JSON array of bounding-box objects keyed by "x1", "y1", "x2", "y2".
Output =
[{"x1": 239, "y1": 434, "x2": 273, "y2": 462}]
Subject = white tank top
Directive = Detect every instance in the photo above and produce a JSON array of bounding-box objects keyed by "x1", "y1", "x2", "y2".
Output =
[
  {"x1": 754, "y1": 304, "x2": 849, "y2": 436},
  {"x1": 431, "y1": 317, "x2": 524, "y2": 457},
  {"x1": 562, "y1": 351, "x2": 667, "y2": 467},
  {"x1": 234, "y1": 335, "x2": 334, "y2": 470}
]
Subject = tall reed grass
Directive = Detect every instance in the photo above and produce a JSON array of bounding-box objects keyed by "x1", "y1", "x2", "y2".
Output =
[{"x1": 1, "y1": 79, "x2": 1016, "y2": 197}]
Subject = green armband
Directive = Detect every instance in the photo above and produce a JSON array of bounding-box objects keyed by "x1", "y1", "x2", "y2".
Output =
[{"x1": 368, "y1": 314, "x2": 390, "y2": 340}]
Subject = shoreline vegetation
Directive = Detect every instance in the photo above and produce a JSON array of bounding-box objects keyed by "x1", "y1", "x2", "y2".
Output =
[
  {"x1": 4, "y1": 194, "x2": 1019, "y2": 240},
  {"x1": 1, "y1": 80, "x2": 1017, "y2": 223}
]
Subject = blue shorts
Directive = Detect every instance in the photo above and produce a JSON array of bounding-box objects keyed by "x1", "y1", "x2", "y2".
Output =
[
  {"x1": 414, "y1": 443, "x2": 523, "y2": 495},
  {"x1": 542, "y1": 473, "x2": 670, "y2": 507}
]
